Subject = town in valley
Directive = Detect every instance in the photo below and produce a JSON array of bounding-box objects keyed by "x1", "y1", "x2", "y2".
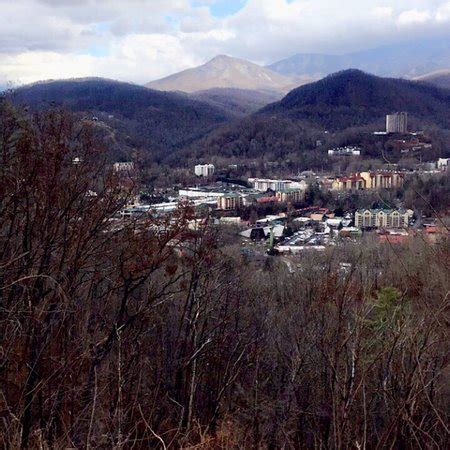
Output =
[{"x1": 115, "y1": 112, "x2": 449, "y2": 264}]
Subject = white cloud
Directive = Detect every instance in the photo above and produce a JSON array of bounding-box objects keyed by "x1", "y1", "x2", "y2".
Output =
[
  {"x1": 0, "y1": 35, "x2": 198, "y2": 86},
  {"x1": 436, "y1": 2, "x2": 450, "y2": 22},
  {"x1": 0, "y1": 52, "x2": 96, "y2": 86},
  {"x1": 371, "y1": 6, "x2": 393, "y2": 19},
  {"x1": 1, "y1": 0, "x2": 450, "y2": 86},
  {"x1": 397, "y1": 9, "x2": 432, "y2": 25}
]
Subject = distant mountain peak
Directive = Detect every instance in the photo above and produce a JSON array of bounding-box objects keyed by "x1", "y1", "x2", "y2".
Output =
[
  {"x1": 209, "y1": 54, "x2": 233, "y2": 62},
  {"x1": 146, "y1": 55, "x2": 300, "y2": 94}
]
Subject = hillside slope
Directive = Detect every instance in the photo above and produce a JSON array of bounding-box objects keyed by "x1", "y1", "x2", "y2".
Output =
[
  {"x1": 262, "y1": 69, "x2": 450, "y2": 129},
  {"x1": 189, "y1": 87, "x2": 283, "y2": 116},
  {"x1": 9, "y1": 78, "x2": 231, "y2": 157},
  {"x1": 146, "y1": 55, "x2": 298, "y2": 93}
]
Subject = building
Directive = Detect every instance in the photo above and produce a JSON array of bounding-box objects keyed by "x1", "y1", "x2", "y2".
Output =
[
  {"x1": 359, "y1": 172, "x2": 404, "y2": 189},
  {"x1": 256, "y1": 196, "x2": 278, "y2": 205},
  {"x1": 253, "y1": 179, "x2": 290, "y2": 191},
  {"x1": 389, "y1": 136, "x2": 432, "y2": 154},
  {"x1": 379, "y1": 230, "x2": 410, "y2": 244},
  {"x1": 423, "y1": 223, "x2": 449, "y2": 243},
  {"x1": 179, "y1": 188, "x2": 224, "y2": 199},
  {"x1": 275, "y1": 188, "x2": 305, "y2": 203},
  {"x1": 113, "y1": 162, "x2": 135, "y2": 172},
  {"x1": 248, "y1": 178, "x2": 308, "y2": 192},
  {"x1": 194, "y1": 164, "x2": 215, "y2": 177},
  {"x1": 249, "y1": 178, "x2": 292, "y2": 192},
  {"x1": 437, "y1": 158, "x2": 450, "y2": 171},
  {"x1": 355, "y1": 209, "x2": 413, "y2": 229},
  {"x1": 217, "y1": 193, "x2": 243, "y2": 210},
  {"x1": 326, "y1": 218, "x2": 343, "y2": 229},
  {"x1": 386, "y1": 112, "x2": 408, "y2": 134},
  {"x1": 72, "y1": 157, "x2": 83, "y2": 165},
  {"x1": 331, "y1": 175, "x2": 365, "y2": 191},
  {"x1": 328, "y1": 146, "x2": 361, "y2": 156},
  {"x1": 310, "y1": 209, "x2": 333, "y2": 222},
  {"x1": 332, "y1": 172, "x2": 404, "y2": 191}
]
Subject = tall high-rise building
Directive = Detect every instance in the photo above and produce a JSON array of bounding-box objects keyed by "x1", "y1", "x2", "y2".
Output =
[{"x1": 386, "y1": 112, "x2": 408, "y2": 133}]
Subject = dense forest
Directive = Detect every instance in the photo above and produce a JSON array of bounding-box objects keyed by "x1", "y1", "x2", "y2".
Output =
[{"x1": 1, "y1": 102, "x2": 449, "y2": 448}]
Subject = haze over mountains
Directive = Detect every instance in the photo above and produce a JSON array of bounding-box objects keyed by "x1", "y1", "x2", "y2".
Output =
[
  {"x1": 146, "y1": 55, "x2": 305, "y2": 94},
  {"x1": 189, "y1": 87, "x2": 283, "y2": 116},
  {"x1": 415, "y1": 70, "x2": 450, "y2": 90},
  {"x1": 267, "y1": 39, "x2": 450, "y2": 79}
]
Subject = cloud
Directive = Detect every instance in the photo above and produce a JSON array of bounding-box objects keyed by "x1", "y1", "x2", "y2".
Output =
[
  {"x1": 0, "y1": 34, "x2": 199, "y2": 86},
  {"x1": 1, "y1": 0, "x2": 450, "y2": 86},
  {"x1": 397, "y1": 9, "x2": 432, "y2": 25},
  {"x1": 371, "y1": 6, "x2": 393, "y2": 19},
  {"x1": 436, "y1": 2, "x2": 450, "y2": 22}
]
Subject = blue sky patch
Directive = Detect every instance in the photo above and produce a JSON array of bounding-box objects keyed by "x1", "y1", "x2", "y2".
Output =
[{"x1": 192, "y1": 0, "x2": 247, "y2": 18}]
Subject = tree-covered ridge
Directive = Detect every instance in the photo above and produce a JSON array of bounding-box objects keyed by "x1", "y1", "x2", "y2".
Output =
[
  {"x1": 263, "y1": 69, "x2": 450, "y2": 129},
  {"x1": 6, "y1": 71, "x2": 450, "y2": 167},
  {"x1": 8, "y1": 78, "x2": 231, "y2": 156}
]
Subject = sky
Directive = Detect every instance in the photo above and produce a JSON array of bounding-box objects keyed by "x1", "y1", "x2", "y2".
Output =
[{"x1": 1, "y1": 0, "x2": 450, "y2": 87}]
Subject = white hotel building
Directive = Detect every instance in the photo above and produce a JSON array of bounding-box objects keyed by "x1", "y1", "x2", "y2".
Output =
[
  {"x1": 194, "y1": 164, "x2": 215, "y2": 177},
  {"x1": 249, "y1": 178, "x2": 307, "y2": 192}
]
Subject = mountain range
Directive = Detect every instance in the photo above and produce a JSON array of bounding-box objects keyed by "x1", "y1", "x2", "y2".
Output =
[
  {"x1": 267, "y1": 38, "x2": 450, "y2": 79},
  {"x1": 6, "y1": 69, "x2": 450, "y2": 165},
  {"x1": 142, "y1": 39, "x2": 450, "y2": 96}
]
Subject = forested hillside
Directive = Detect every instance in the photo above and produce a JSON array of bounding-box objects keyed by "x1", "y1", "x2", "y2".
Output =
[
  {"x1": 172, "y1": 115, "x2": 322, "y2": 166},
  {"x1": 262, "y1": 69, "x2": 450, "y2": 130},
  {"x1": 8, "y1": 78, "x2": 231, "y2": 160}
]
